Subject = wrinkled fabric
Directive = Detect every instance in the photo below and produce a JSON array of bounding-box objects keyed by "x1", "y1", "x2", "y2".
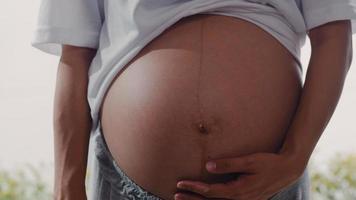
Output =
[
  {"x1": 31, "y1": 0, "x2": 356, "y2": 142},
  {"x1": 92, "y1": 131, "x2": 162, "y2": 200}
]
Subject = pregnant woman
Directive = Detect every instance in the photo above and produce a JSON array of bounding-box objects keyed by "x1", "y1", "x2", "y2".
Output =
[{"x1": 31, "y1": 0, "x2": 355, "y2": 200}]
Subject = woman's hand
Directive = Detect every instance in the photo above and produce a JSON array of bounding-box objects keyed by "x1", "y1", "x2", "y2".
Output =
[{"x1": 174, "y1": 152, "x2": 306, "y2": 200}]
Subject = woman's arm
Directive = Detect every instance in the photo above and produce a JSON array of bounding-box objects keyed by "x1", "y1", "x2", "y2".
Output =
[
  {"x1": 53, "y1": 45, "x2": 97, "y2": 200},
  {"x1": 278, "y1": 19, "x2": 353, "y2": 172}
]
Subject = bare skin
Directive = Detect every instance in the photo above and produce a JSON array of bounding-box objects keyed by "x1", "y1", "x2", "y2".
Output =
[
  {"x1": 53, "y1": 14, "x2": 352, "y2": 200},
  {"x1": 99, "y1": 14, "x2": 303, "y2": 200},
  {"x1": 172, "y1": 19, "x2": 352, "y2": 200},
  {"x1": 53, "y1": 46, "x2": 96, "y2": 200}
]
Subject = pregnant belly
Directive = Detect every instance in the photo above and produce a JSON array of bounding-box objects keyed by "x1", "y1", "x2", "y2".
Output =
[{"x1": 99, "y1": 14, "x2": 303, "y2": 200}]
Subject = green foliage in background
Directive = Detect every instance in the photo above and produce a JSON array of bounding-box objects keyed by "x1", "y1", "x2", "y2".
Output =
[
  {"x1": 0, "y1": 163, "x2": 52, "y2": 200},
  {"x1": 0, "y1": 153, "x2": 355, "y2": 200},
  {"x1": 310, "y1": 153, "x2": 356, "y2": 200}
]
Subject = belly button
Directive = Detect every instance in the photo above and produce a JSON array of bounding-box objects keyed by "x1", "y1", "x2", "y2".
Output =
[{"x1": 198, "y1": 122, "x2": 209, "y2": 134}]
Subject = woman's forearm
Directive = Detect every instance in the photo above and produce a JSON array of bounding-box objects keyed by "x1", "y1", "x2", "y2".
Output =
[
  {"x1": 53, "y1": 46, "x2": 97, "y2": 199},
  {"x1": 278, "y1": 21, "x2": 353, "y2": 172}
]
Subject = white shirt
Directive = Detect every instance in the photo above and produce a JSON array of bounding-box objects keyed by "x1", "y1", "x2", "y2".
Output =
[{"x1": 31, "y1": 0, "x2": 356, "y2": 137}]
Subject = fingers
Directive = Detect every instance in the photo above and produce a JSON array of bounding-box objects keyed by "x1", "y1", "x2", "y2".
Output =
[
  {"x1": 176, "y1": 152, "x2": 294, "y2": 200},
  {"x1": 177, "y1": 179, "x2": 246, "y2": 199},
  {"x1": 176, "y1": 174, "x2": 269, "y2": 199},
  {"x1": 177, "y1": 181, "x2": 211, "y2": 195},
  {"x1": 174, "y1": 192, "x2": 204, "y2": 200},
  {"x1": 206, "y1": 155, "x2": 258, "y2": 174}
]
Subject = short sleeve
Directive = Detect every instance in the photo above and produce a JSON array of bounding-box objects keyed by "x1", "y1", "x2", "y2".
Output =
[
  {"x1": 301, "y1": 0, "x2": 356, "y2": 34},
  {"x1": 31, "y1": 0, "x2": 104, "y2": 56}
]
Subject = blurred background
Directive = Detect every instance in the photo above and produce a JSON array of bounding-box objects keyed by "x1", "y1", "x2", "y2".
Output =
[{"x1": 1, "y1": 0, "x2": 355, "y2": 199}]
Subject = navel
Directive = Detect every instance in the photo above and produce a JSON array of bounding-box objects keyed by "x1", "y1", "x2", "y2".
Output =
[
  {"x1": 200, "y1": 122, "x2": 209, "y2": 134},
  {"x1": 196, "y1": 121, "x2": 210, "y2": 135}
]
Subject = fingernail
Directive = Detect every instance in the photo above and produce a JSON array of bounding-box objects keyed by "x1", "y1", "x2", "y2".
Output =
[
  {"x1": 174, "y1": 193, "x2": 182, "y2": 200},
  {"x1": 206, "y1": 161, "x2": 216, "y2": 170},
  {"x1": 177, "y1": 182, "x2": 188, "y2": 189},
  {"x1": 196, "y1": 184, "x2": 210, "y2": 192}
]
